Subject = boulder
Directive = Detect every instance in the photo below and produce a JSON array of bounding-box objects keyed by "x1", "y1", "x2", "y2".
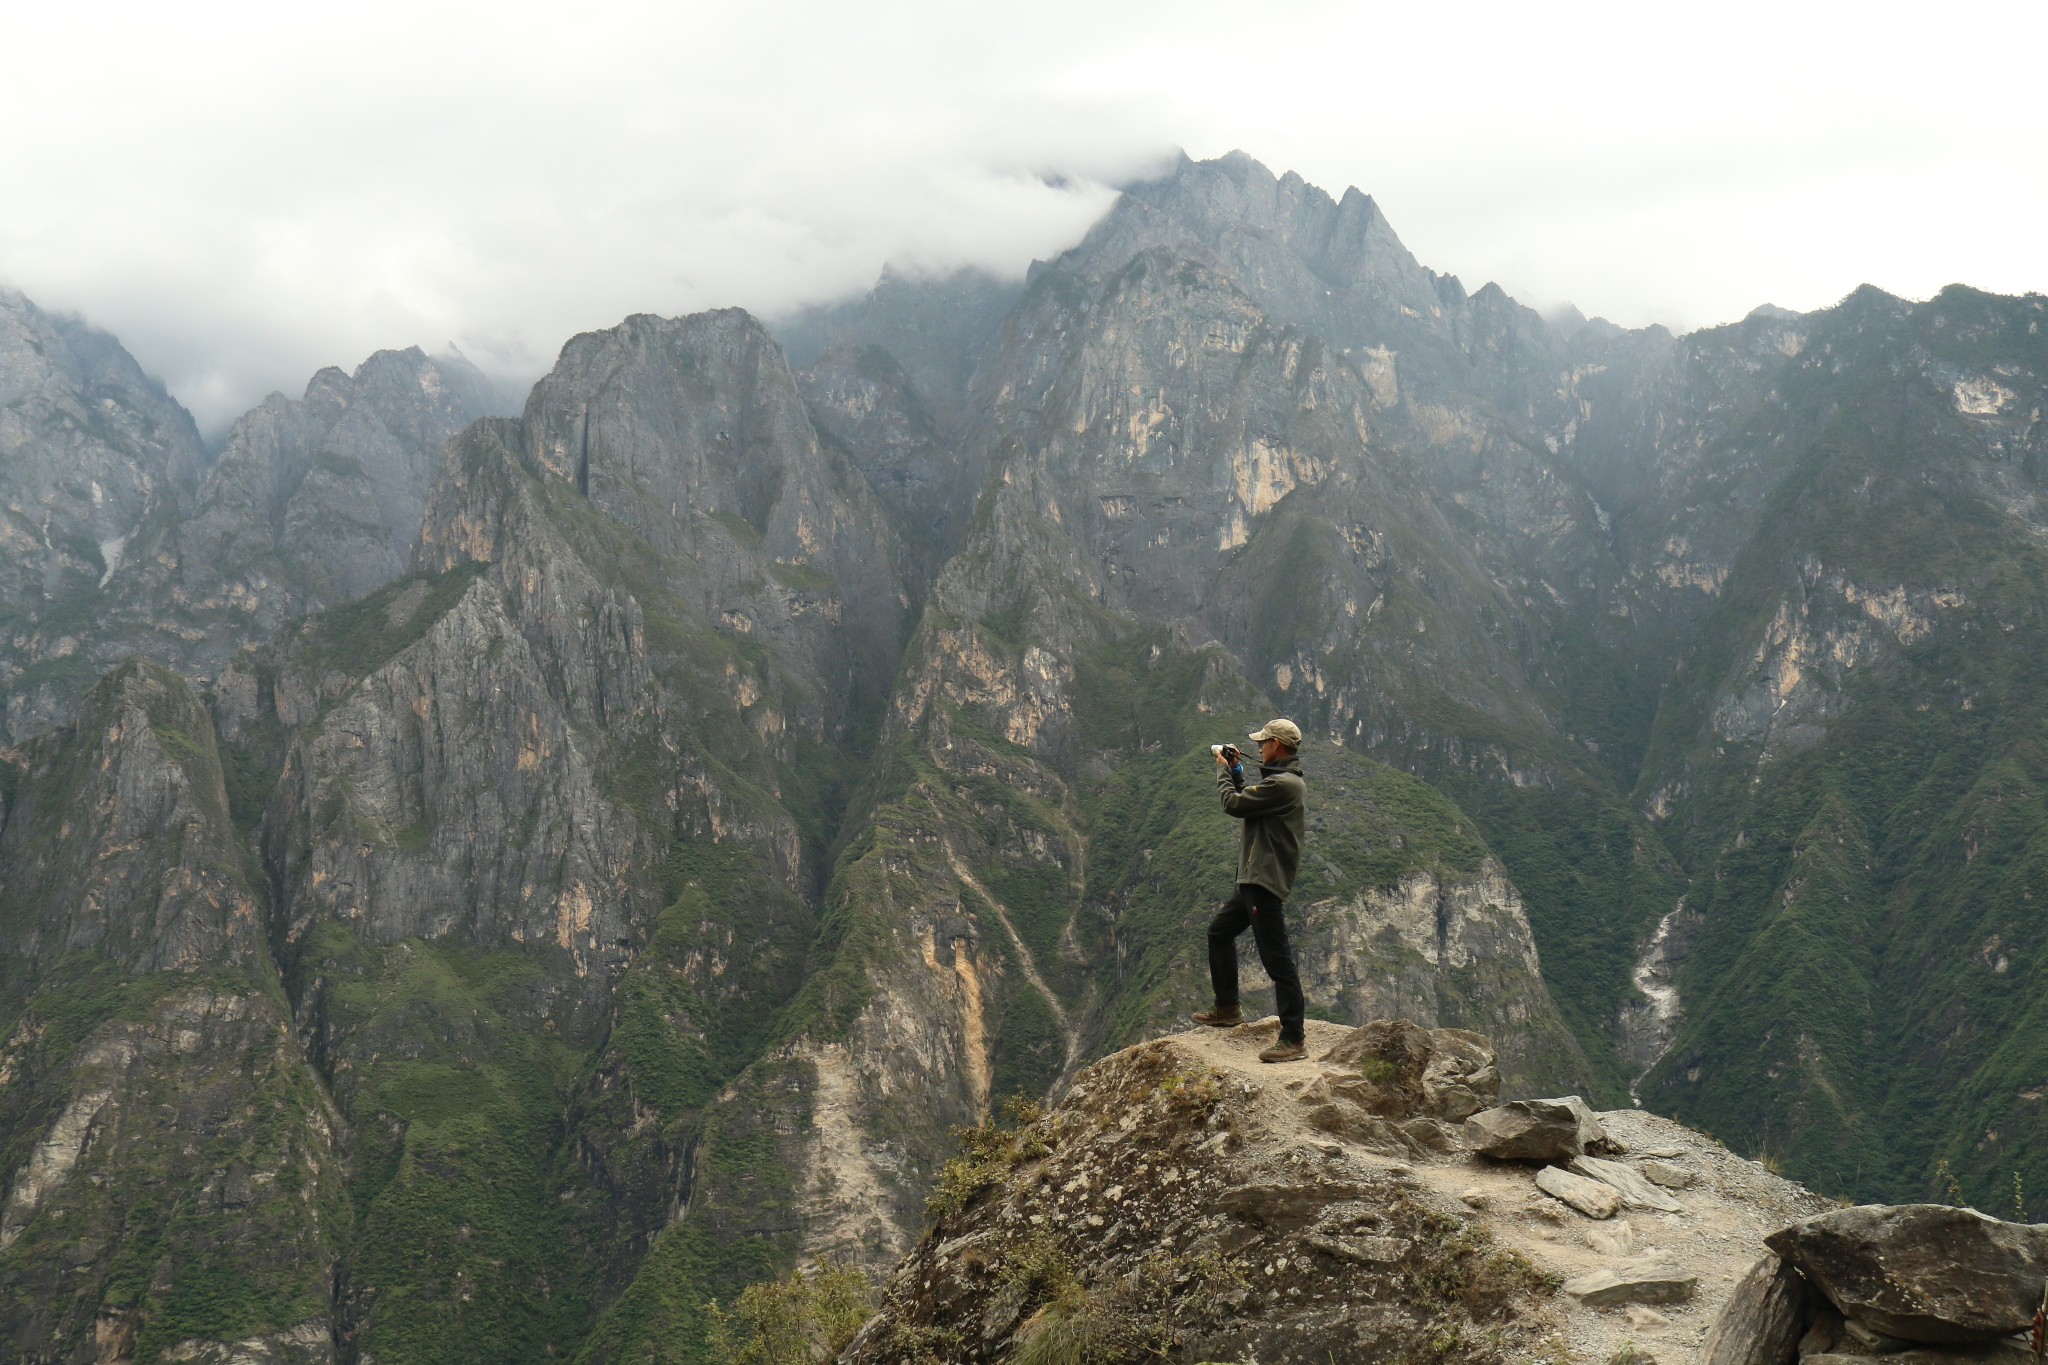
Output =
[
  {"x1": 1562, "y1": 1257, "x2": 1698, "y2": 1307},
  {"x1": 1464, "y1": 1097, "x2": 1606, "y2": 1161},
  {"x1": 1318, "y1": 1021, "x2": 1501, "y2": 1121},
  {"x1": 1571, "y1": 1155, "x2": 1686, "y2": 1213},
  {"x1": 1537, "y1": 1164, "x2": 1623, "y2": 1219},
  {"x1": 1766, "y1": 1205, "x2": 2048, "y2": 1344},
  {"x1": 1699, "y1": 1254, "x2": 1811, "y2": 1365},
  {"x1": 1608, "y1": 1346, "x2": 1659, "y2": 1365},
  {"x1": 1641, "y1": 1159, "x2": 1696, "y2": 1190}
]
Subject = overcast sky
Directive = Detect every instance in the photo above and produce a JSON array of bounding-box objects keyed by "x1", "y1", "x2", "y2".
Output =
[{"x1": 4, "y1": 0, "x2": 2043, "y2": 434}]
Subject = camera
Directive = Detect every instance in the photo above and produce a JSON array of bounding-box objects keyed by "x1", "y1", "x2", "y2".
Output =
[{"x1": 1212, "y1": 743, "x2": 1240, "y2": 762}]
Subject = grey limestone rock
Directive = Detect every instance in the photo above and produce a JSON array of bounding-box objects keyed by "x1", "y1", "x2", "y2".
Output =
[
  {"x1": 1, "y1": 329, "x2": 499, "y2": 737},
  {"x1": 1537, "y1": 1164, "x2": 1623, "y2": 1219},
  {"x1": 1562, "y1": 1257, "x2": 1698, "y2": 1307},
  {"x1": 1699, "y1": 1253, "x2": 1811, "y2": 1365},
  {"x1": 1571, "y1": 1154, "x2": 1686, "y2": 1213},
  {"x1": 1464, "y1": 1097, "x2": 1608, "y2": 1161},
  {"x1": 96, "y1": 346, "x2": 501, "y2": 679},
  {"x1": 0, "y1": 660, "x2": 265, "y2": 974},
  {"x1": 0, "y1": 288, "x2": 205, "y2": 738},
  {"x1": 1766, "y1": 1205, "x2": 2048, "y2": 1344},
  {"x1": 0, "y1": 663, "x2": 342, "y2": 1361}
]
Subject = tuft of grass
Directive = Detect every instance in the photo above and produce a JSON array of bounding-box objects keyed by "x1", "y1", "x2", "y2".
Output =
[{"x1": 925, "y1": 1109, "x2": 1052, "y2": 1223}]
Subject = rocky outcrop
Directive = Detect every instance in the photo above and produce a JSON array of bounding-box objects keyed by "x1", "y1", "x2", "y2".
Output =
[
  {"x1": 847, "y1": 1018, "x2": 1839, "y2": 1365},
  {"x1": 843, "y1": 1026, "x2": 1563, "y2": 1364},
  {"x1": 1322, "y1": 1018, "x2": 1501, "y2": 1121},
  {"x1": 1766, "y1": 1205, "x2": 2048, "y2": 1344}
]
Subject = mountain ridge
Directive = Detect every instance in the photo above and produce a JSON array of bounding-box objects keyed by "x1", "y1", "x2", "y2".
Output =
[{"x1": 2, "y1": 150, "x2": 2045, "y2": 1362}]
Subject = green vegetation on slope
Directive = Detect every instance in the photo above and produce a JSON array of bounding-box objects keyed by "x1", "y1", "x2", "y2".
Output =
[
  {"x1": 292, "y1": 925, "x2": 594, "y2": 1364},
  {"x1": 1640, "y1": 294, "x2": 2048, "y2": 1203}
]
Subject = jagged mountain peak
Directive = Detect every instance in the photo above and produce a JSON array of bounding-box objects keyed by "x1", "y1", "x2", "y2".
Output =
[{"x1": 1061, "y1": 151, "x2": 1431, "y2": 308}]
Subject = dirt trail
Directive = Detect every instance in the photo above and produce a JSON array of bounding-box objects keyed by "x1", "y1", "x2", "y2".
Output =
[{"x1": 1166, "y1": 1017, "x2": 1834, "y2": 1364}]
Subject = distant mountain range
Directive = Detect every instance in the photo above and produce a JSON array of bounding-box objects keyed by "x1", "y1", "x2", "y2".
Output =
[{"x1": 2, "y1": 150, "x2": 2043, "y2": 1364}]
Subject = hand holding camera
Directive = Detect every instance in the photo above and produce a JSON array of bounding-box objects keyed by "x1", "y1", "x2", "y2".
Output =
[{"x1": 1211, "y1": 743, "x2": 1241, "y2": 768}]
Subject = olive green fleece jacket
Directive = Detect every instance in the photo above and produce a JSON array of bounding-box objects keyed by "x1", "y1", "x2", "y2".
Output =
[{"x1": 1217, "y1": 755, "x2": 1306, "y2": 899}]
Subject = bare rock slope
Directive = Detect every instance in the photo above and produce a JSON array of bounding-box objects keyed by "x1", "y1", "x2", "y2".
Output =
[{"x1": 848, "y1": 1018, "x2": 1831, "y2": 1364}]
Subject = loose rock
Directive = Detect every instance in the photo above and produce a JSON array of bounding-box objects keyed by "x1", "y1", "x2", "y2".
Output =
[
  {"x1": 1804, "y1": 1349, "x2": 2039, "y2": 1365},
  {"x1": 1572, "y1": 1155, "x2": 1686, "y2": 1213},
  {"x1": 1563, "y1": 1257, "x2": 1698, "y2": 1307},
  {"x1": 1537, "y1": 1165, "x2": 1623, "y2": 1219},
  {"x1": 1464, "y1": 1097, "x2": 1607, "y2": 1161},
  {"x1": 1766, "y1": 1205, "x2": 2048, "y2": 1344},
  {"x1": 1587, "y1": 1220, "x2": 1638, "y2": 1256},
  {"x1": 1641, "y1": 1160, "x2": 1695, "y2": 1190}
]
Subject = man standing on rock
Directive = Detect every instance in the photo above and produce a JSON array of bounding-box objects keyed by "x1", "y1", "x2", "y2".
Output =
[{"x1": 1194, "y1": 718, "x2": 1309, "y2": 1062}]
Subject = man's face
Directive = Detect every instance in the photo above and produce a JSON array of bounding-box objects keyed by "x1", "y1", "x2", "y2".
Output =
[{"x1": 1256, "y1": 735, "x2": 1289, "y2": 764}]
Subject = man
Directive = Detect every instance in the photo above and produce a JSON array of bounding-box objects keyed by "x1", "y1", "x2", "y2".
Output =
[{"x1": 1193, "y1": 718, "x2": 1309, "y2": 1062}]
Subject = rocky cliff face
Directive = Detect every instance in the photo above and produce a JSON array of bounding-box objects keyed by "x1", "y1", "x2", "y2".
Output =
[
  {"x1": 0, "y1": 663, "x2": 344, "y2": 1365},
  {"x1": 0, "y1": 291, "x2": 206, "y2": 738},
  {"x1": 93, "y1": 348, "x2": 502, "y2": 701},
  {"x1": 0, "y1": 338, "x2": 499, "y2": 740}
]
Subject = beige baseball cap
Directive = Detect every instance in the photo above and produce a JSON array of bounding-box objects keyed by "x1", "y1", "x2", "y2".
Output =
[{"x1": 1247, "y1": 718, "x2": 1302, "y2": 747}]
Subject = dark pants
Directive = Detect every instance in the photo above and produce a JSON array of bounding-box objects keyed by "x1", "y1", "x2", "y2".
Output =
[{"x1": 1208, "y1": 883, "x2": 1305, "y2": 1044}]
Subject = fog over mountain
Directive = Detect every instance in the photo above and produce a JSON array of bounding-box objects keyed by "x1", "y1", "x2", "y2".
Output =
[{"x1": 3, "y1": 0, "x2": 2043, "y2": 433}]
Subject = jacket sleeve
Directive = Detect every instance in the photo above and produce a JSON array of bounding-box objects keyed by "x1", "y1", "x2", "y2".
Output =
[{"x1": 1219, "y1": 770, "x2": 1297, "y2": 820}]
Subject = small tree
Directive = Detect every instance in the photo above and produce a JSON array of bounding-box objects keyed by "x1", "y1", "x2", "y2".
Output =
[{"x1": 706, "y1": 1259, "x2": 874, "y2": 1365}]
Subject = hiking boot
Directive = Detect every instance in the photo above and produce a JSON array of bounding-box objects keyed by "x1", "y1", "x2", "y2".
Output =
[
  {"x1": 1258, "y1": 1038, "x2": 1308, "y2": 1063},
  {"x1": 1191, "y1": 1005, "x2": 1243, "y2": 1028}
]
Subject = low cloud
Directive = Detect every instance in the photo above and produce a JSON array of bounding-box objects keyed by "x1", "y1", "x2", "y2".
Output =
[{"x1": 3, "y1": 0, "x2": 2042, "y2": 436}]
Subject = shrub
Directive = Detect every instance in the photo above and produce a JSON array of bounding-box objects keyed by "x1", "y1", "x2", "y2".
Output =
[{"x1": 704, "y1": 1258, "x2": 874, "y2": 1365}]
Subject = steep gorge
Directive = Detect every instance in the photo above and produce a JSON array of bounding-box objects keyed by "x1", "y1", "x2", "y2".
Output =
[{"x1": 1, "y1": 151, "x2": 2044, "y2": 1362}]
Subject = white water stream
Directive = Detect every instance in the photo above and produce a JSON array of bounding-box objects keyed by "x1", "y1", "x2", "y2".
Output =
[{"x1": 1624, "y1": 896, "x2": 1687, "y2": 1106}]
